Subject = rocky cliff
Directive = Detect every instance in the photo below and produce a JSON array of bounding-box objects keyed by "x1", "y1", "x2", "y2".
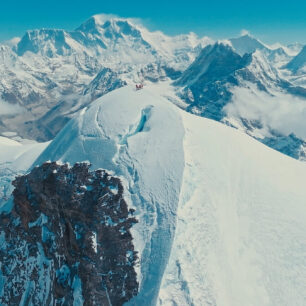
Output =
[{"x1": 0, "y1": 162, "x2": 138, "y2": 305}]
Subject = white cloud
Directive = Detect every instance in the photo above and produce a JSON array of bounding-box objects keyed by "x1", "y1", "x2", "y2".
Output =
[
  {"x1": 224, "y1": 84, "x2": 306, "y2": 140},
  {"x1": 240, "y1": 29, "x2": 251, "y2": 36},
  {"x1": 92, "y1": 13, "x2": 145, "y2": 28},
  {"x1": 0, "y1": 100, "x2": 24, "y2": 115}
]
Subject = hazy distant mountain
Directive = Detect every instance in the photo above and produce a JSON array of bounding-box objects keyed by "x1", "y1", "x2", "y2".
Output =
[
  {"x1": 0, "y1": 14, "x2": 212, "y2": 140},
  {"x1": 175, "y1": 42, "x2": 306, "y2": 159},
  {"x1": 286, "y1": 45, "x2": 306, "y2": 73},
  {"x1": 229, "y1": 34, "x2": 267, "y2": 55}
]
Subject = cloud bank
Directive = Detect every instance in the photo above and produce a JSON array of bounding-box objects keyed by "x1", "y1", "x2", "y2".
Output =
[
  {"x1": 224, "y1": 84, "x2": 306, "y2": 140},
  {"x1": 0, "y1": 100, "x2": 24, "y2": 116}
]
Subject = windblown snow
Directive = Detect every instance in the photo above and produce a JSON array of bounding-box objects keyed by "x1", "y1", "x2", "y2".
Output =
[{"x1": 30, "y1": 86, "x2": 306, "y2": 305}]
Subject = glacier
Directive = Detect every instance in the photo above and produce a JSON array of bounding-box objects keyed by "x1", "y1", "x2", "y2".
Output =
[{"x1": 25, "y1": 86, "x2": 306, "y2": 305}]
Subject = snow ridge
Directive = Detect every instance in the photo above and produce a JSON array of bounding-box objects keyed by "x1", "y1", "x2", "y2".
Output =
[
  {"x1": 34, "y1": 86, "x2": 185, "y2": 305},
  {"x1": 1, "y1": 86, "x2": 306, "y2": 304}
]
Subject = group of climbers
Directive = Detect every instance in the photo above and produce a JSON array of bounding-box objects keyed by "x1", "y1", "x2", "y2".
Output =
[{"x1": 135, "y1": 83, "x2": 144, "y2": 90}]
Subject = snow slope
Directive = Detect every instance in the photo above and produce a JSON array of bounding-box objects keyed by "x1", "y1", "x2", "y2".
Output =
[
  {"x1": 286, "y1": 45, "x2": 306, "y2": 73},
  {"x1": 32, "y1": 86, "x2": 306, "y2": 305},
  {"x1": 158, "y1": 110, "x2": 306, "y2": 305},
  {"x1": 34, "y1": 86, "x2": 185, "y2": 305},
  {"x1": 175, "y1": 42, "x2": 306, "y2": 160}
]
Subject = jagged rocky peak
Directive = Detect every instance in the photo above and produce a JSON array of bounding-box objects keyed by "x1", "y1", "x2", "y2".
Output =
[
  {"x1": 16, "y1": 29, "x2": 72, "y2": 57},
  {"x1": 177, "y1": 42, "x2": 251, "y2": 87},
  {"x1": 0, "y1": 161, "x2": 139, "y2": 305},
  {"x1": 83, "y1": 67, "x2": 127, "y2": 100},
  {"x1": 175, "y1": 43, "x2": 253, "y2": 119}
]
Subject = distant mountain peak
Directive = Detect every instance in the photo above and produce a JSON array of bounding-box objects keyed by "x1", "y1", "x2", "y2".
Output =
[
  {"x1": 177, "y1": 42, "x2": 251, "y2": 88},
  {"x1": 76, "y1": 14, "x2": 141, "y2": 35},
  {"x1": 229, "y1": 34, "x2": 268, "y2": 56},
  {"x1": 16, "y1": 28, "x2": 71, "y2": 56},
  {"x1": 285, "y1": 45, "x2": 306, "y2": 73}
]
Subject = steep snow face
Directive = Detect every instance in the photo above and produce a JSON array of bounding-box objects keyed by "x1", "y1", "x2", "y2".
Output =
[
  {"x1": 34, "y1": 86, "x2": 185, "y2": 305},
  {"x1": 267, "y1": 47, "x2": 292, "y2": 68},
  {"x1": 83, "y1": 67, "x2": 127, "y2": 100},
  {"x1": 16, "y1": 29, "x2": 73, "y2": 57},
  {"x1": 158, "y1": 110, "x2": 306, "y2": 306},
  {"x1": 175, "y1": 43, "x2": 252, "y2": 120},
  {"x1": 285, "y1": 42, "x2": 304, "y2": 57},
  {"x1": 229, "y1": 34, "x2": 268, "y2": 56},
  {"x1": 177, "y1": 43, "x2": 251, "y2": 89},
  {"x1": 286, "y1": 45, "x2": 306, "y2": 73}
]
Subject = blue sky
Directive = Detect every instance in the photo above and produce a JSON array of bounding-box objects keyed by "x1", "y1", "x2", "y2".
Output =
[{"x1": 1, "y1": 0, "x2": 305, "y2": 44}]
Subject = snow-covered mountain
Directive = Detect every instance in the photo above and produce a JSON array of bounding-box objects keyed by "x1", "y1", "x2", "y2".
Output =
[
  {"x1": 285, "y1": 45, "x2": 306, "y2": 73},
  {"x1": 229, "y1": 34, "x2": 268, "y2": 56},
  {"x1": 279, "y1": 45, "x2": 306, "y2": 90},
  {"x1": 1, "y1": 14, "x2": 306, "y2": 161},
  {"x1": 1, "y1": 87, "x2": 306, "y2": 305},
  {"x1": 0, "y1": 14, "x2": 211, "y2": 140},
  {"x1": 174, "y1": 42, "x2": 306, "y2": 160},
  {"x1": 227, "y1": 34, "x2": 293, "y2": 67}
]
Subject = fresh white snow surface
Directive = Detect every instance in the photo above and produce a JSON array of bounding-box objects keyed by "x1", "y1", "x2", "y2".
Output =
[
  {"x1": 158, "y1": 110, "x2": 306, "y2": 306},
  {"x1": 32, "y1": 86, "x2": 306, "y2": 305}
]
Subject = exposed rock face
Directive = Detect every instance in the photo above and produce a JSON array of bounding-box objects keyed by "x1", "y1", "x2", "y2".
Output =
[
  {"x1": 175, "y1": 43, "x2": 252, "y2": 120},
  {"x1": 83, "y1": 67, "x2": 127, "y2": 101},
  {"x1": 0, "y1": 162, "x2": 138, "y2": 305},
  {"x1": 262, "y1": 133, "x2": 306, "y2": 161}
]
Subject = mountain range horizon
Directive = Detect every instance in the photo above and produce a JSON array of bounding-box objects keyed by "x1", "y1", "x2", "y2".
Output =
[{"x1": 1, "y1": 12, "x2": 305, "y2": 46}]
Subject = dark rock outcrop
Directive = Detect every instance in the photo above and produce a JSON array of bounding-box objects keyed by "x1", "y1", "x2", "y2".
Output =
[
  {"x1": 0, "y1": 162, "x2": 138, "y2": 305},
  {"x1": 83, "y1": 67, "x2": 127, "y2": 101},
  {"x1": 175, "y1": 43, "x2": 252, "y2": 120},
  {"x1": 262, "y1": 133, "x2": 306, "y2": 161}
]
